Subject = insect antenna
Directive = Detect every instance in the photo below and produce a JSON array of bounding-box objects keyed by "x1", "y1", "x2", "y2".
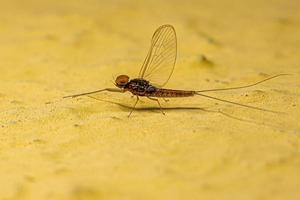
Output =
[{"x1": 111, "y1": 75, "x2": 117, "y2": 86}]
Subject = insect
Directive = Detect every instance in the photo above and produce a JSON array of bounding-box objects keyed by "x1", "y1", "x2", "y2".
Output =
[{"x1": 64, "y1": 24, "x2": 287, "y2": 117}]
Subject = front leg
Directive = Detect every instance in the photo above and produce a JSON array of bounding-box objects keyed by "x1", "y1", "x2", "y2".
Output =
[{"x1": 64, "y1": 88, "x2": 124, "y2": 98}]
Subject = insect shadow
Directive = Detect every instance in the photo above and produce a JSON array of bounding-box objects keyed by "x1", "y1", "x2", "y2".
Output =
[
  {"x1": 86, "y1": 95, "x2": 281, "y2": 127},
  {"x1": 87, "y1": 95, "x2": 206, "y2": 113}
]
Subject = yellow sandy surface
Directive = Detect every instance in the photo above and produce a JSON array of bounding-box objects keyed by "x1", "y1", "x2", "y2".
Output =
[{"x1": 1, "y1": 0, "x2": 300, "y2": 199}]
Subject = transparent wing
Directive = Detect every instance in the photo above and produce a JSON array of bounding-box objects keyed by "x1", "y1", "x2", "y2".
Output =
[{"x1": 138, "y1": 24, "x2": 177, "y2": 87}]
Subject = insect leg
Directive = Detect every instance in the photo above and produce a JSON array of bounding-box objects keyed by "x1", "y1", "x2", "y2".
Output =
[
  {"x1": 63, "y1": 88, "x2": 124, "y2": 98},
  {"x1": 128, "y1": 96, "x2": 139, "y2": 117},
  {"x1": 147, "y1": 97, "x2": 165, "y2": 115}
]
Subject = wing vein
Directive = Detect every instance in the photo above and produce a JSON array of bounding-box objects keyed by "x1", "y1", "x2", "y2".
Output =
[{"x1": 138, "y1": 24, "x2": 177, "y2": 87}]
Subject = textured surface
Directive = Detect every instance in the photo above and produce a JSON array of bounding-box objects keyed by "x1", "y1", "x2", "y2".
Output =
[{"x1": 0, "y1": 0, "x2": 300, "y2": 199}]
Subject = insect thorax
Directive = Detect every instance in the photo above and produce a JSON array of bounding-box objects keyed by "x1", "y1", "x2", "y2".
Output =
[{"x1": 125, "y1": 78, "x2": 157, "y2": 96}]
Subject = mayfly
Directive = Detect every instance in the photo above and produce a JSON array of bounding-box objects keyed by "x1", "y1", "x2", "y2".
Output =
[{"x1": 64, "y1": 24, "x2": 286, "y2": 117}]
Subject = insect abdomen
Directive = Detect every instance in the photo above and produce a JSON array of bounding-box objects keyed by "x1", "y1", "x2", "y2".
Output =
[{"x1": 151, "y1": 89, "x2": 195, "y2": 97}]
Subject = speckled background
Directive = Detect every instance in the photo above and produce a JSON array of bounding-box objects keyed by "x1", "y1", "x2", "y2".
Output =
[{"x1": 0, "y1": 0, "x2": 300, "y2": 199}]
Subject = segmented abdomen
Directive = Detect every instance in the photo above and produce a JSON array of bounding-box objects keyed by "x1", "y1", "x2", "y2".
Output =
[{"x1": 149, "y1": 88, "x2": 195, "y2": 97}]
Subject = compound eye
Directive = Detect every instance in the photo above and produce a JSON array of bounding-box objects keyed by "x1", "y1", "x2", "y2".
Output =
[{"x1": 116, "y1": 75, "x2": 129, "y2": 86}]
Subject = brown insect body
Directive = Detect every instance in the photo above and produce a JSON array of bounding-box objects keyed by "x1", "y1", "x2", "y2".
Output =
[
  {"x1": 125, "y1": 78, "x2": 195, "y2": 97},
  {"x1": 154, "y1": 88, "x2": 195, "y2": 97},
  {"x1": 124, "y1": 78, "x2": 155, "y2": 96}
]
